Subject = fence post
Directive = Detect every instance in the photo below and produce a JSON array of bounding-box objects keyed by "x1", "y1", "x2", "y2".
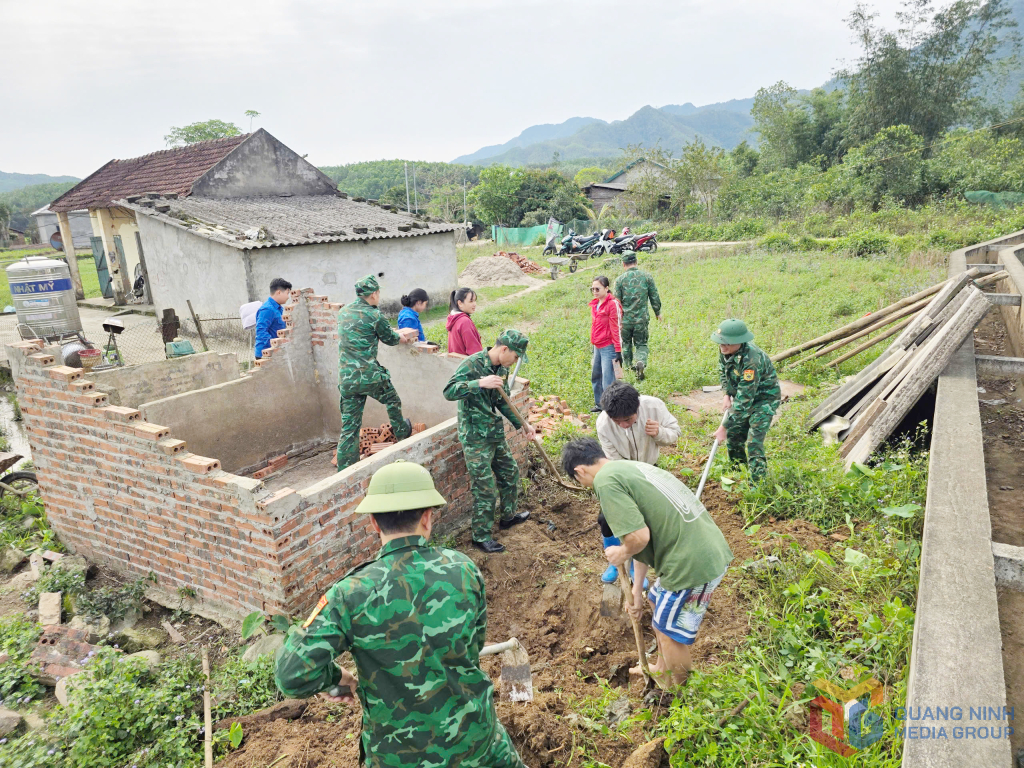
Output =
[{"x1": 186, "y1": 300, "x2": 209, "y2": 352}]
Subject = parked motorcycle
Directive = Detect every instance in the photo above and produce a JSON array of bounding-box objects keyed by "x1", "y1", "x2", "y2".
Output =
[
  {"x1": 634, "y1": 231, "x2": 658, "y2": 252},
  {"x1": 592, "y1": 228, "x2": 637, "y2": 256}
]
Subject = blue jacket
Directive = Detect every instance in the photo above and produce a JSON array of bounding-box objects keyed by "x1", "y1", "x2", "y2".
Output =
[
  {"x1": 397, "y1": 306, "x2": 425, "y2": 342},
  {"x1": 255, "y1": 297, "x2": 286, "y2": 359}
]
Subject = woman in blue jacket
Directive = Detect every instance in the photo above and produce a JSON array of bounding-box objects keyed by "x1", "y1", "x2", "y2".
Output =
[{"x1": 398, "y1": 289, "x2": 429, "y2": 342}]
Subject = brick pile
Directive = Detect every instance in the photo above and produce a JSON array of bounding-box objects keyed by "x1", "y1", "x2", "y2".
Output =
[
  {"x1": 358, "y1": 422, "x2": 426, "y2": 459},
  {"x1": 497, "y1": 251, "x2": 543, "y2": 275},
  {"x1": 8, "y1": 293, "x2": 532, "y2": 620},
  {"x1": 252, "y1": 454, "x2": 289, "y2": 480},
  {"x1": 527, "y1": 393, "x2": 591, "y2": 436}
]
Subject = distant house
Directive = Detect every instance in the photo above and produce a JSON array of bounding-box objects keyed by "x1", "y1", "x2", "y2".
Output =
[
  {"x1": 2, "y1": 227, "x2": 28, "y2": 247},
  {"x1": 31, "y1": 205, "x2": 92, "y2": 251},
  {"x1": 583, "y1": 159, "x2": 674, "y2": 215}
]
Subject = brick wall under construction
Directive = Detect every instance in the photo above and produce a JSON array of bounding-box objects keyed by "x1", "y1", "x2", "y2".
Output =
[{"x1": 7, "y1": 291, "x2": 532, "y2": 623}]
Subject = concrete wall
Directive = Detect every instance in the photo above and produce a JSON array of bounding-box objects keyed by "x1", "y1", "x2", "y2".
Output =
[
  {"x1": 89, "y1": 351, "x2": 240, "y2": 409},
  {"x1": 191, "y1": 129, "x2": 338, "y2": 199},
  {"x1": 34, "y1": 210, "x2": 92, "y2": 250},
  {"x1": 135, "y1": 214, "x2": 251, "y2": 319},
  {"x1": 245, "y1": 231, "x2": 458, "y2": 316},
  {"x1": 89, "y1": 206, "x2": 142, "y2": 296},
  {"x1": 141, "y1": 301, "x2": 324, "y2": 473}
]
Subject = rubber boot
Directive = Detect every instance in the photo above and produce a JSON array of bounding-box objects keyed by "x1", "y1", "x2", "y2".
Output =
[
  {"x1": 629, "y1": 560, "x2": 650, "y2": 591},
  {"x1": 601, "y1": 536, "x2": 620, "y2": 583}
]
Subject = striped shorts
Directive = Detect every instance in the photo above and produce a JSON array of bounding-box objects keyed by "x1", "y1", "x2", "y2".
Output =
[{"x1": 646, "y1": 571, "x2": 726, "y2": 645}]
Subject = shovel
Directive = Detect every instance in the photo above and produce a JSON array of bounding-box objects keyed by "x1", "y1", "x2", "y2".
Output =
[
  {"x1": 480, "y1": 637, "x2": 533, "y2": 702},
  {"x1": 695, "y1": 409, "x2": 730, "y2": 501},
  {"x1": 496, "y1": 386, "x2": 586, "y2": 492},
  {"x1": 618, "y1": 561, "x2": 653, "y2": 690}
]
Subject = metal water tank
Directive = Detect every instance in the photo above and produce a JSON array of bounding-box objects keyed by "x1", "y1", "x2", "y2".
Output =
[{"x1": 6, "y1": 257, "x2": 83, "y2": 339}]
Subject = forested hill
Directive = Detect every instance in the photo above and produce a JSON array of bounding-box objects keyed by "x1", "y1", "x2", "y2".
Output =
[{"x1": 0, "y1": 171, "x2": 79, "y2": 194}]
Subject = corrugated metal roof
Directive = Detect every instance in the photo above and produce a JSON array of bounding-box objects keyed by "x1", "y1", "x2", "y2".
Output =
[
  {"x1": 49, "y1": 135, "x2": 250, "y2": 212},
  {"x1": 122, "y1": 194, "x2": 456, "y2": 249}
]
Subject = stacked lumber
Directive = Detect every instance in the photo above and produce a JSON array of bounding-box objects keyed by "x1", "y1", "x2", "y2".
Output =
[
  {"x1": 805, "y1": 270, "x2": 1001, "y2": 467},
  {"x1": 358, "y1": 422, "x2": 427, "y2": 460},
  {"x1": 527, "y1": 395, "x2": 591, "y2": 435},
  {"x1": 772, "y1": 267, "x2": 1007, "y2": 368},
  {"x1": 498, "y1": 251, "x2": 544, "y2": 275}
]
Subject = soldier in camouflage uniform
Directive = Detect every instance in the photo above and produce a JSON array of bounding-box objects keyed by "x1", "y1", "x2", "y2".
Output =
[
  {"x1": 275, "y1": 460, "x2": 527, "y2": 768},
  {"x1": 614, "y1": 251, "x2": 662, "y2": 380},
  {"x1": 443, "y1": 329, "x2": 535, "y2": 554},
  {"x1": 711, "y1": 319, "x2": 781, "y2": 483},
  {"x1": 336, "y1": 275, "x2": 418, "y2": 470}
]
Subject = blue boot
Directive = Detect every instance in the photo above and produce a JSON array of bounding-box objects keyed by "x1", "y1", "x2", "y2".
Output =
[
  {"x1": 628, "y1": 560, "x2": 650, "y2": 591},
  {"x1": 601, "y1": 536, "x2": 621, "y2": 583}
]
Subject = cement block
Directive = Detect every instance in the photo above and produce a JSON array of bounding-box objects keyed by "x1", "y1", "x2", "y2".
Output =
[
  {"x1": 38, "y1": 592, "x2": 62, "y2": 626},
  {"x1": 993, "y1": 542, "x2": 1024, "y2": 590}
]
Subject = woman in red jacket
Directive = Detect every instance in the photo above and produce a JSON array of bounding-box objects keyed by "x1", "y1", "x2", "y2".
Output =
[
  {"x1": 589, "y1": 275, "x2": 623, "y2": 412},
  {"x1": 446, "y1": 287, "x2": 483, "y2": 356}
]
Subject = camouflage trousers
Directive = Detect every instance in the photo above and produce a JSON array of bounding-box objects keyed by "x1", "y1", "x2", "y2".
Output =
[
  {"x1": 461, "y1": 438, "x2": 519, "y2": 542},
  {"x1": 620, "y1": 322, "x2": 650, "y2": 369},
  {"x1": 725, "y1": 399, "x2": 780, "y2": 482},
  {"x1": 336, "y1": 379, "x2": 411, "y2": 471},
  {"x1": 362, "y1": 722, "x2": 526, "y2": 768}
]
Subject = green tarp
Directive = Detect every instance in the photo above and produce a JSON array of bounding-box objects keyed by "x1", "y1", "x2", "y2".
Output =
[
  {"x1": 965, "y1": 191, "x2": 1024, "y2": 207},
  {"x1": 491, "y1": 224, "x2": 558, "y2": 247}
]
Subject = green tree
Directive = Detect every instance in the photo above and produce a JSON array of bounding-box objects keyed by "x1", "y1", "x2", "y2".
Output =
[
  {"x1": 751, "y1": 82, "x2": 815, "y2": 169},
  {"x1": 0, "y1": 201, "x2": 11, "y2": 248},
  {"x1": 573, "y1": 166, "x2": 610, "y2": 187},
  {"x1": 616, "y1": 144, "x2": 675, "y2": 219},
  {"x1": 244, "y1": 110, "x2": 261, "y2": 131},
  {"x1": 426, "y1": 183, "x2": 468, "y2": 222},
  {"x1": 730, "y1": 141, "x2": 760, "y2": 178},
  {"x1": 468, "y1": 165, "x2": 523, "y2": 226},
  {"x1": 840, "y1": 0, "x2": 1018, "y2": 146},
  {"x1": 164, "y1": 119, "x2": 242, "y2": 147},
  {"x1": 673, "y1": 140, "x2": 729, "y2": 222},
  {"x1": 841, "y1": 125, "x2": 926, "y2": 207},
  {"x1": 378, "y1": 185, "x2": 408, "y2": 208},
  {"x1": 930, "y1": 127, "x2": 1024, "y2": 192}
]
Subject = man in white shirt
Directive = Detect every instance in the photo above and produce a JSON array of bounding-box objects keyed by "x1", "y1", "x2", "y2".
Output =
[{"x1": 595, "y1": 382, "x2": 681, "y2": 583}]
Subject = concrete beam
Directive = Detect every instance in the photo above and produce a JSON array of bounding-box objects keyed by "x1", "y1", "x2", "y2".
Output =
[
  {"x1": 985, "y1": 292, "x2": 1022, "y2": 306},
  {"x1": 966, "y1": 262, "x2": 1003, "y2": 273},
  {"x1": 903, "y1": 250, "x2": 1010, "y2": 768},
  {"x1": 993, "y1": 542, "x2": 1024, "y2": 591},
  {"x1": 975, "y1": 354, "x2": 1024, "y2": 376}
]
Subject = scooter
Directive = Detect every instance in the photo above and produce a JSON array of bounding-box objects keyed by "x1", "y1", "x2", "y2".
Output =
[{"x1": 635, "y1": 231, "x2": 658, "y2": 252}]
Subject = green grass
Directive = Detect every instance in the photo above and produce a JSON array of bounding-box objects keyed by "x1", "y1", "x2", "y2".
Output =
[
  {"x1": 0, "y1": 255, "x2": 102, "y2": 307},
  {"x1": 475, "y1": 285, "x2": 527, "y2": 302}
]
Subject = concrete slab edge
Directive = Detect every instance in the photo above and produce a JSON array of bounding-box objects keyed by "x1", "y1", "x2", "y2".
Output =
[{"x1": 993, "y1": 542, "x2": 1024, "y2": 591}]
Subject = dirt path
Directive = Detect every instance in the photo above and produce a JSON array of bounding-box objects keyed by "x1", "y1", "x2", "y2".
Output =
[
  {"x1": 218, "y1": 459, "x2": 832, "y2": 768},
  {"x1": 973, "y1": 309, "x2": 1024, "y2": 760}
]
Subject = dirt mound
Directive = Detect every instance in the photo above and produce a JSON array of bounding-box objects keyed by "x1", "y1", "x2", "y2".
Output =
[{"x1": 461, "y1": 256, "x2": 546, "y2": 288}]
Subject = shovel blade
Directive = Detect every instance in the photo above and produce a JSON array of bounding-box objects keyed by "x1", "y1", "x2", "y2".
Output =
[
  {"x1": 600, "y1": 582, "x2": 623, "y2": 617},
  {"x1": 500, "y1": 664, "x2": 534, "y2": 702}
]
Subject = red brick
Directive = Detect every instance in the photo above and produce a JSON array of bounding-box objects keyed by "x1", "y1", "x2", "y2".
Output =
[
  {"x1": 135, "y1": 423, "x2": 171, "y2": 440},
  {"x1": 180, "y1": 455, "x2": 221, "y2": 474},
  {"x1": 70, "y1": 380, "x2": 95, "y2": 393},
  {"x1": 48, "y1": 365, "x2": 82, "y2": 383},
  {"x1": 100, "y1": 405, "x2": 141, "y2": 422},
  {"x1": 158, "y1": 439, "x2": 187, "y2": 455},
  {"x1": 27, "y1": 353, "x2": 56, "y2": 366}
]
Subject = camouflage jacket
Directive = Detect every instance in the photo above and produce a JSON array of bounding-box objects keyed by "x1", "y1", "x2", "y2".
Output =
[
  {"x1": 443, "y1": 350, "x2": 523, "y2": 443},
  {"x1": 337, "y1": 298, "x2": 401, "y2": 391},
  {"x1": 274, "y1": 536, "x2": 500, "y2": 768},
  {"x1": 718, "y1": 341, "x2": 781, "y2": 425},
  {"x1": 614, "y1": 268, "x2": 662, "y2": 325}
]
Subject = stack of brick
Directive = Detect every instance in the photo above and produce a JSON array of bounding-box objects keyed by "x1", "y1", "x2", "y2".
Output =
[
  {"x1": 252, "y1": 454, "x2": 288, "y2": 480},
  {"x1": 527, "y1": 394, "x2": 591, "y2": 436},
  {"x1": 360, "y1": 422, "x2": 427, "y2": 459},
  {"x1": 497, "y1": 251, "x2": 543, "y2": 275}
]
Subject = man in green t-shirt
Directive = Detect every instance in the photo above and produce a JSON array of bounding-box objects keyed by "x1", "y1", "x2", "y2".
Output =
[{"x1": 561, "y1": 437, "x2": 733, "y2": 688}]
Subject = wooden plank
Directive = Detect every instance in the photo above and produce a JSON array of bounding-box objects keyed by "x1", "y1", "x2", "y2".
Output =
[
  {"x1": 838, "y1": 398, "x2": 886, "y2": 458},
  {"x1": 844, "y1": 287, "x2": 992, "y2": 468},
  {"x1": 809, "y1": 298, "x2": 929, "y2": 360},
  {"x1": 827, "y1": 316, "x2": 916, "y2": 368}
]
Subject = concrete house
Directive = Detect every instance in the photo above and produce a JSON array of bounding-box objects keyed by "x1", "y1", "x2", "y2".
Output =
[
  {"x1": 583, "y1": 158, "x2": 673, "y2": 215},
  {"x1": 31, "y1": 205, "x2": 93, "y2": 251}
]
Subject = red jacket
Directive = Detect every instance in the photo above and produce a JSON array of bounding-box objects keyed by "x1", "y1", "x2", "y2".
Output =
[
  {"x1": 446, "y1": 311, "x2": 483, "y2": 356},
  {"x1": 590, "y1": 295, "x2": 622, "y2": 351}
]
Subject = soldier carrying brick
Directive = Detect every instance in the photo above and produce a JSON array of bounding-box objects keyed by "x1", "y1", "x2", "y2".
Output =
[
  {"x1": 275, "y1": 460, "x2": 527, "y2": 768},
  {"x1": 335, "y1": 275, "x2": 418, "y2": 470},
  {"x1": 443, "y1": 329, "x2": 535, "y2": 554},
  {"x1": 613, "y1": 251, "x2": 662, "y2": 381}
]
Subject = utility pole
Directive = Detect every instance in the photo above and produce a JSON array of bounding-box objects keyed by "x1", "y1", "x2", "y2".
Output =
[
  {"x1": 463, "y1": 180, "x2": 468, "y2": 229},
  {"x1": 404, "y1": 162, "x2": 411, "y2": 213},
  {"x1": 412, "y1": 164, "x2": 418, "y2": 213}
]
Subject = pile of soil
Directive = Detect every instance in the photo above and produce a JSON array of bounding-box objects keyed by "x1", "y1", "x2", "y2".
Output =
[
  {"x1": 216, "y1": 465, "x2": 832, "y2": 767},
  {"x1": 460, "y1": 256, "x2": 546, "y2": 288}
]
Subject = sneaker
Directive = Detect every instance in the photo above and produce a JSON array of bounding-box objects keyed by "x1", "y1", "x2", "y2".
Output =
[
  {"x1": 472, "y1": 539, "x2": 505, "y2": 554},
  {"x1": 634, "y1": 361, "x2": 646, "y2": 381},
  {"x1": 601, "y1": 564, "x2": 619, "y2": 583},
  {"x1": 403, "y1": 417, "x2": 412, "y2": 437},
  {"x1": 591, "y1": 406, "x2": 602, "y2": 413},
  {"x1": 498, "y1": 510, "x2": 531, "y2": 529}
]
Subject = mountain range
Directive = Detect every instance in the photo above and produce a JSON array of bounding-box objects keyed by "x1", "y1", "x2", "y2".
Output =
[
  {"x1": 452, "y1": 99, "x2": 757, "y2": 166},
  {"x1": 0, "y1": 171, "x2": 79, "y2": 194}
]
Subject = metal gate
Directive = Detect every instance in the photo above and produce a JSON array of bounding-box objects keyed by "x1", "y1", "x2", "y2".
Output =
[{"x1": 89, "y1": 236, "x2": 113, "y2": 299}]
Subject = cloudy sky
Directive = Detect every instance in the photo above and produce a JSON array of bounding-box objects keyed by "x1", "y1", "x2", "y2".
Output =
[{"x1": 2, "y1": 0, "x2": 904, "y2": 178}]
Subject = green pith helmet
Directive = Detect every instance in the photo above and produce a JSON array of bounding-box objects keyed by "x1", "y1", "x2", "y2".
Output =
[
  {"x1": 496, "y1": 329, "x2": 529, "y2": 364},
  {"x1": 710, "y1": 318, "x2": 754, "y2": 345},
  {"x1": 355, "y1": 274, "x2": 380, "y2": 297},
  {"x1": 355, "y1": 460, "x2": 447, "y2": 515},
  {"x1": 621, "y1": 251, "x2": 638, "y2": 264}
]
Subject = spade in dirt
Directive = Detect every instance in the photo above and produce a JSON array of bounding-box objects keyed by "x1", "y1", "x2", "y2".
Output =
[
  {"x1": 496, "y1": 386, "x2": 586, "y2": 492},
  {"x1": 480, "y1": 637, "x2": 533, "y2": 702}
]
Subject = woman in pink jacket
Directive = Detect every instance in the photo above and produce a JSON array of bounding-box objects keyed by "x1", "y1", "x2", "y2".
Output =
[
  {"x1": 446, "y1": 287, "x2": 483, "y2": 356},
  {"x1": 589, "y1": 275, "x2": 623, "y2": 412}
]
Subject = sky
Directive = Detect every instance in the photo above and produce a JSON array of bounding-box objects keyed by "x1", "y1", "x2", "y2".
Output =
[{"x1": 1, "y1": 0, "x2": 905, "y2": 178}]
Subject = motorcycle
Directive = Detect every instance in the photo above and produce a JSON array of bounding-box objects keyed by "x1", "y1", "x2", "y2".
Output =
[
  {"x1": 592, "y1": 228, "x2": 636, "y2": 256},
  {"x1": 634, "y1": 231, "x2": 658, "y2": 252}
]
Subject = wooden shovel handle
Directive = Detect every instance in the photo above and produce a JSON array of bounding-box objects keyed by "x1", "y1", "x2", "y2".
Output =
[
  {"x1": 618, "y1": 563, "x2": 650, "y2": 678},
  {"x1": 495, "y1": 386, "x2": 585, "y2": 491}
]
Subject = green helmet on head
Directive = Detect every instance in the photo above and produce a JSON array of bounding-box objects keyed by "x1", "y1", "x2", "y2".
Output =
[
  {"x1": 496, "y1": 329, "x2": 529, "y2": 364},
  {"x1": 355, "y1": 460, "x2": 447, "y2": 515},
  {"x1": 711, "y1": 318, "x2": 754, "y2": 345},
  {"x1": 355, "y1": 274, "x2": 380, "y2": 297},
  {"x1": 621, "y1": 251, "x2": 638, "y2": 265}
]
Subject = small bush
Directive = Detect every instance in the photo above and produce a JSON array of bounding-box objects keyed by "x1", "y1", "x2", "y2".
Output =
[
  {"x1": 757, "y1": 232, "x2": 796, "y2": 252},
  {"x1": 834, "y1": 230, "x2": 894, "y2": 257}
]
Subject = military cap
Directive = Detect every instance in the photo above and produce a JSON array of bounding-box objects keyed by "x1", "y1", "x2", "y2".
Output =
[
  {"x1": 496, "y1": 329, "x2": 529, "y2": 364},
  {"x1": 355, "y1": 274, "x2": 380, "y2": 297},
  {"x1": 621, "y1": 251, "x2": 638, "y2": 264},
  {"x1": 355, "y1": 460, "x2": 447, "y2": 514},
  {"x1": 711, "y1": 318, "x2": 754, "y2": 345}
]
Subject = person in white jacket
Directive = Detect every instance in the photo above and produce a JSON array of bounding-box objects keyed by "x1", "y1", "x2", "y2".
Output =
[{"x1": 595, "y1": 382, "x2": 681, "y2": 583}]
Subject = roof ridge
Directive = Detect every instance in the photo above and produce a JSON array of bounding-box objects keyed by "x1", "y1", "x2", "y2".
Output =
[{"x1": 111, "y1": 133, "x2": 252, "y2": 165}]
